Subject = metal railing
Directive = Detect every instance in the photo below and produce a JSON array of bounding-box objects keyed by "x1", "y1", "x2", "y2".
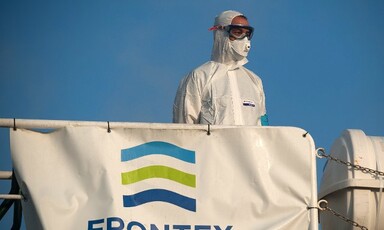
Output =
[{"x1": 0, "y1": 170, "x2": 23, "y2": 230}]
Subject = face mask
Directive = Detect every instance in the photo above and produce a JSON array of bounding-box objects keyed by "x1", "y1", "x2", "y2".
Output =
[{"x1": 229, "y1": 37, "x2": 251, "y2": 59}]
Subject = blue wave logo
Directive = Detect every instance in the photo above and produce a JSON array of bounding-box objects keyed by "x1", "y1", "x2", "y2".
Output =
[{"x1": 121, "y1": 141, "x2": 196, "y2": 212}]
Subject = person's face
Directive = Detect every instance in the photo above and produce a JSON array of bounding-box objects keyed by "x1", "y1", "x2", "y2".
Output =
[{"x1": 229, "y1": 16, "x2": 251, "y2": 41}]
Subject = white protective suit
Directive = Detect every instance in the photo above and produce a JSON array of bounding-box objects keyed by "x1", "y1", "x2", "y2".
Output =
[{"x1": 173, "y1": 10, "x2": 267, "y2": 125}]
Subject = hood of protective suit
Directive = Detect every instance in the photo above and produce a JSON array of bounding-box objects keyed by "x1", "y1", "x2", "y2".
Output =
[{"x1": 210, "y1": 10, "x2": 250, "y2": 68}]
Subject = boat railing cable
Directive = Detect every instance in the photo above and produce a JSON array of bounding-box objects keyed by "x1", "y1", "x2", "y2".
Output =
[
  {"x1": 317, "y1": 200, "x2": 368, "y2": 230},
  {"x1": 316, "y1": 148, "x2": 384, "y2": 177}
]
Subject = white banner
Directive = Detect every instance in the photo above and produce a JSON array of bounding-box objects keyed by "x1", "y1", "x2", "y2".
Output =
[{"x1": 11, "y1": 125, "x2": 318, "y2": 229}]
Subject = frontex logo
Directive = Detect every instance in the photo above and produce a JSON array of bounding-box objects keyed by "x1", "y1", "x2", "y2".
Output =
[{"x1": 120, "y1": 141, "x2": 196, "y2": 212}]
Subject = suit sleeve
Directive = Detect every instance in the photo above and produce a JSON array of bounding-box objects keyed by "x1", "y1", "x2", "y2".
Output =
[{"x1": 173, "y1": 72, "x2": 202, "y2": 124}]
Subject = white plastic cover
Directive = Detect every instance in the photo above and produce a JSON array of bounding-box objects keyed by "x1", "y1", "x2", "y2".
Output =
[
  {"x1": 320, "y1": 129, "x2": 384, "y2": 195},
  {"x1": 319, "y1": 129, "x2": 384, "y2": 230}
]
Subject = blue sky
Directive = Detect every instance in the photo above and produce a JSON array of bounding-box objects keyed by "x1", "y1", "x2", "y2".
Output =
[{"x1": 1, "y1": 1, "x2": 383, "y2": 228}]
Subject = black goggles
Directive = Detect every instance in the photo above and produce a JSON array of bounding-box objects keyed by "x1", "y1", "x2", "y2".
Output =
[{"x1": 223, "y1": 24, "x2": 254, "y2": 40}]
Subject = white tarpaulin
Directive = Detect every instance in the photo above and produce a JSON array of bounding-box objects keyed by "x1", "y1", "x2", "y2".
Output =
[{"x1": 10, "y1": 124, "x2": 318, "y2": 229}]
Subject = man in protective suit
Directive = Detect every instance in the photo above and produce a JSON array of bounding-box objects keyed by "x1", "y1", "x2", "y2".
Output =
[{"x1": 173, "y1": 10, "x2": 268, "y2": 126}]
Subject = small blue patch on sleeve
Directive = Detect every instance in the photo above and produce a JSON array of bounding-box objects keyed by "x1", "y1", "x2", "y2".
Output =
[{"x1": 261, "y1": 114, "x2": 269, "y2": 126}]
